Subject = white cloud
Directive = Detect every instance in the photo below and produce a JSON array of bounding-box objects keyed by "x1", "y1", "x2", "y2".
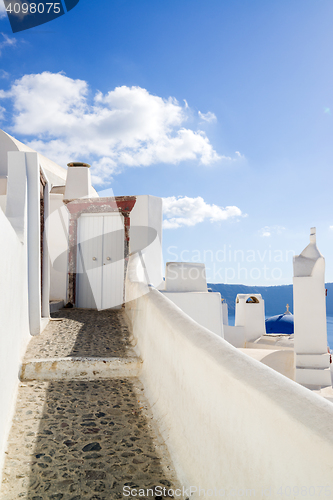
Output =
[
  {"x1": 198, "y1": 111, "x2": 217, "y2": 123},
  {"x1": 329, "y1": 226, "x2": 333, "y2": 231},
  {"x1": 0, "y1": 2, "x2": 6, "y2": 18},
  {"x1": 0, "y1": 72, "x2": 227, "y2": 184},
  {"x1": 0, "y1": 33, "x2": 16, "y2": 56},
  {"x1": 259, "y1": 225, "x2": 285, "y2": 238},
  {"x1": 163, "y1": 195, "x2": 243, "y2": 229}
]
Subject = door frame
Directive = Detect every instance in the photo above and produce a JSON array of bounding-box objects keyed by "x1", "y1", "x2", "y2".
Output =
[{"x1": 64, "y1": 196, "x2": 136, "y2": 306}]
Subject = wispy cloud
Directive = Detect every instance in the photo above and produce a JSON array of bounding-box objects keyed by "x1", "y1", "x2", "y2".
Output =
[
  {"x1": 0, "y1": 33, "x2": 16, "y2": 56},
  {"x1": 163, "y1": 195, "x2": 244, "y2": 229},
  {"x1": 0, "y1": 71, "x2": 231, "y2": 185},
  {"x1": 259, "y1": 225, "x2": 285, "y2": 238},
  {"x1": 198, "y1": 110, "x2": 217, "y2": 123}
]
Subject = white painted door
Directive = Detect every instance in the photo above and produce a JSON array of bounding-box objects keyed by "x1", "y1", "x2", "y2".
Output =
[
  {"x1": 102, "y1": 214, "x2": 124, "y2": 309},
  {"x1": 77, "y1": 213, "x2": 124, "y2": 310}
]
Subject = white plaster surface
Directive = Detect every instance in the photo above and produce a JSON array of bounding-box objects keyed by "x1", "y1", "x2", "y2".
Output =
[
  {"x1": 0, "y1": 129, "x2": 67, "y2": 187},
  {"x1": 161, "y1": 291, "x2": 224, "y2": 337},
  {"x1": 239, "y1": 348, "x2": 295, "y2": 380},
  {"x1": 64, "y1": 165, "x2": 98, "y2": 200},
  {"x1": 6, "y1": 152, "x2": 27, "y2": 243},
  {"x1": 125, "y1": 256, "x2": 333, "y2": 497},
  {"x1": 26, "y1": 153, "x2": 41, "y2": 336},
  {"x1": 235, "y1": 294, "x2": 266, "y2": 342},
  {"x1": 222, "y1": 301, "x2": 228, "y2": 325},
  {"x1": 49, "y1": 195, "x2": 69, "y2": 302},
  {"x1": 41, "y1": 167, "x2": 50, "y2": 319},
  {"x1": 293, "y1": 228, "x2": 330, "y2": 387},
  {"x1": 129, "y1": 195, "x2": 163, "y2": 288},
  {"x1": 0, "y1": 209, "x2": 30, "y2": 485},
  {"x1": 248, "y1": 334, "x2": 294, "y2": 350},
  {"x1": 165, "y1": 262, "x2": 207, "y2": 292},
  {"x1": 223, "y1": 325, "x2": 245, "y2": 347}
]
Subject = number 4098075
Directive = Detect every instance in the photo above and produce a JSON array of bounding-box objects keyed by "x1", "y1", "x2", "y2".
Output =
[{"x1": 5, "y1": 3, "x2": 62, "y2": 14}]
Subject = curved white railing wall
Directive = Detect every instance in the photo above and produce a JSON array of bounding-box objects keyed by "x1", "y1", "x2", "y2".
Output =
[{"x1": 125, "y1": 256, "x2": 333, "y2": 497}]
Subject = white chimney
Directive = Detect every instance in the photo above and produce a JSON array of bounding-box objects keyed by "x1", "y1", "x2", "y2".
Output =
[
  {"x1": 293, "y1": 227, "x2": 331, "y2": 389},
  {"x1": 64, "y1": 162, "x2": 97, "y2": 200}
]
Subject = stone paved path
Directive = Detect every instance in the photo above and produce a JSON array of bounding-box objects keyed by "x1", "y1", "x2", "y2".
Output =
[
  {"x1": 1, "y1": 310, "x2": 181, "y2": 500},
  {"x1": 24, "y1": 310, "x2": 134, "y2": 360}
]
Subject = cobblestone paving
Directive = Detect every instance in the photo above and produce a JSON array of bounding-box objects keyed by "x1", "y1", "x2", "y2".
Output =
[
  {"x1": 0, "y1": 379, "x2": 180, "y2": 500},
  {"x1": 2, "y1": 310, "x2": 182, "y2": 500},
  {"x1": 24, "y1": 310, "x2": 133, "y2": 360}
]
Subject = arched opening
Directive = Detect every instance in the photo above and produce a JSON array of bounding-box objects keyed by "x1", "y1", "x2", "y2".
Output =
[{"x1": 246, "y1": 296, "x2": 259, "y2": 303}]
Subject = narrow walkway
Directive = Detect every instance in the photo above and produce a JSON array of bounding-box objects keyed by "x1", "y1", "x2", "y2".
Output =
[
  {"x1": 0, "y1": 310, "x2": 180, "y2": 500},
  {"x1": 24, "y1": 309, "x2": 133, "y2": 359}
]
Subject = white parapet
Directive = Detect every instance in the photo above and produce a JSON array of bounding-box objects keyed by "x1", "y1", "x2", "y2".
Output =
[
  {"x1": 293, "y1": 228, "x2": 331, "y2": 389},
  {"x1": 161, "y1": 262, "x2": 224, "y2": 337},
  {"x1": 125, "y1": 261, "x2": 333, "y2": 494},
  {"x1": 165, "y1": 262, "x2": 207, "y2": 292},
  {"x1": 161, "y1": 291, "x2": 224, "y2": 337}
]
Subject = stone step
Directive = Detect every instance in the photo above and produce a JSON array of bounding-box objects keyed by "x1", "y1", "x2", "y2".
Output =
[
  {"x1": 20, "y1": 356, "x2": 142, "y2": 381},
  {"x1": 49, "y1": 299, "x2": 64, "y2": 313}
]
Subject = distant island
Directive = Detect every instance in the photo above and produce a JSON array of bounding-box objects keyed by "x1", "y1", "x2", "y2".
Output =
[{"x1": 208, "y1": 282, "x2": 333, "y2": 317}]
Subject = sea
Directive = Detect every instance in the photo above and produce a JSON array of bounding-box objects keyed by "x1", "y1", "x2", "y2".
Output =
[{"x1": 228, "y1": 315, "x2": 333, "y2": 350}]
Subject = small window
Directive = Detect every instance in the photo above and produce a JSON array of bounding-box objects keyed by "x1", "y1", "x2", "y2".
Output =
[{"x1": 246, "y1": 296, "x2": 259, "y2": 304}]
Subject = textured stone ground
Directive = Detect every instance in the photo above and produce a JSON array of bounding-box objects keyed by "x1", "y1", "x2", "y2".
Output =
[
  {"x1": 24, "y1": 310, "x2": 133, "y2": 360},
  {"x1": 1, "y1": 310, "x2": 180, "y2": 500}
]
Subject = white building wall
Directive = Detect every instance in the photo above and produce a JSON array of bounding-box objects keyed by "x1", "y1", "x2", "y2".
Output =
[
  {"x1": 0, "y1": 201, "x2": 30, "y2": 485},
  {"x1": 129, "y1": 195, "x2": 163, "y2": 288},
  {"x1": 25, "y1": 153, "x2": 41, "y2": 335},
  {"x1": 222, "y1": 301, "x2": 228, "y2": 325},
  {"x1": 49, "y1": 194, "x2": 69, "y2": 302},
  {"x1": 125, "y1": 258, "x2": 333, "y2": 497}
]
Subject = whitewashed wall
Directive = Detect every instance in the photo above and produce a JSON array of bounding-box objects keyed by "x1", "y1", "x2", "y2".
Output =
[
  {"x1": 129, "y1": 195, "x2": 163, "y2": 288},
  {"x1": 49, "y1": 194, "x2": 69, "y2": 302},
  {"x1": 125, "y1": 257, "x2": 333, "y2": 498},
  {"x1": 0, "y1": 209, "x2": 30, "y2": 482}
]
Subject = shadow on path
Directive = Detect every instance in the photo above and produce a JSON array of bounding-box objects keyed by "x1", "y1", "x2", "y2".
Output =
[{"x1": 1, "y1": 379, "x2": 175, "y2": 500}]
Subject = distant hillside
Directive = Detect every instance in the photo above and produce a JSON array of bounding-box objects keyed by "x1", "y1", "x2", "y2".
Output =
[{"x1": 208, "y1": 282, "x2": 333, "y2": 317}]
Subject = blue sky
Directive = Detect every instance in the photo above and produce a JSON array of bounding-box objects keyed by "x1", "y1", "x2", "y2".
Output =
[{"x1": 0, "y1": 0, "x2": 333, "y2": 285}]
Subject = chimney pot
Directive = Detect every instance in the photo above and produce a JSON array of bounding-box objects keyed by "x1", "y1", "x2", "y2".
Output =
[{"x1": 67, "y1": 162, "x2": 91, "y2": 168}]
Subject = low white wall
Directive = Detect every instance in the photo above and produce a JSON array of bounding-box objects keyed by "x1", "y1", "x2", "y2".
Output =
[
  {"x1": 125, "y1": 261, "x2": 333, "y2": 497},
  {"x1": 161, "y1": 291, "x2": 223, "y2": 337},
  {"x1": 0, "y1": 210, "x2": 30, "y2": 482},
  {"x1": 223, "y1": 324, "x2": 245, "y2": 347}
]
